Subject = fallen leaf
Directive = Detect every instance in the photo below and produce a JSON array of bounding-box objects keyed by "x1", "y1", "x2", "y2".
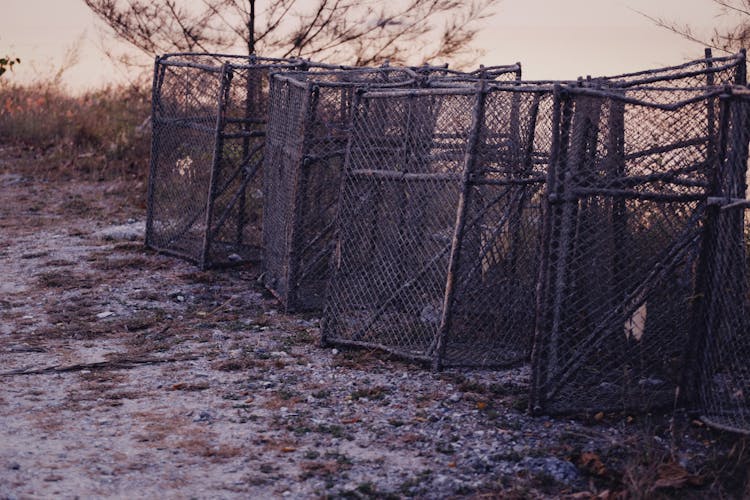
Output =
[
  {"x1": 281, "y1": 446, "x2": 296, "y2": 453},
  {"x1": 341, "y1": 417, "x2": 360, "y2": 424},
  {"x1": 654, "y1": 462, "x2": 703, "y2": 489},
  {"x1": 413, "y1": 416, "x2": 428, "y2": 423},
  {"x1": 566, "y1": 492, "x2": 594, "y2": 499},
  {"x1": 579, "y1": 452, "x2": 607, "y2": 477},
  {"x1": 476, "y1": 401, "x2": 487, "y2": 410},
  {"x1": 594, "y1": 411, "x2": 605, "y2": 422},
  {"x1": 447, "y1": 461, "x2": 456, "y2": 468}
]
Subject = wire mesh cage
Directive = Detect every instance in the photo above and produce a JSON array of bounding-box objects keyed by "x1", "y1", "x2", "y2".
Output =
[
  {"x1": 321, "y1": 83, "x2": 555, "y2": 368},
  {"x1": 529, "y1": 51, "x2": 748, "y2": 415},
  {"x1": 530, "y1": 83, "x2": 732, "y2": 415},
  {"x1": 145, "y1": 53, "x2": 304, "y2": 268},
  {"x1": 689, "y1": 88, "x2": 750, "y2": 433},
  {"x1": 261, "y1": 68, "x2": 421, "y2": 311}
]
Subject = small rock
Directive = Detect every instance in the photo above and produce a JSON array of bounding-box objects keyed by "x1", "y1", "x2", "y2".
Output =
[
  {"x1": 638, "y1": 377, "x2": 665, "y2": 387},
  {"x1": 193, "y1": 411, "x2": 213, "y2": 423},
  {"x1": 96, "y1": 311, "x2": 115, "y2": 319},
  {"x1": 517, "y1": 457, "x2": 581, "y2": 486},
  {"x1": 212, "y1": 330, "x2": 228, "y2": 341},
  {"x1": 448, "y1": 393, "x2": 462, "y2": 403},
  {"x1": 8, "y1": 462, "x2": 20, "y2": 470},
  {"x1": 96, "y1": 221, "x2": 145, "y2": 241}
]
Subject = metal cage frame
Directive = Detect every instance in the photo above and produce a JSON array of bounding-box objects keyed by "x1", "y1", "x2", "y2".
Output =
[
  {"x1": 321, "y1": 81, "x2": 555, "y2": 368},
  {"x1": 145, "y1": 53, "x2": 306, "y2": 268}
]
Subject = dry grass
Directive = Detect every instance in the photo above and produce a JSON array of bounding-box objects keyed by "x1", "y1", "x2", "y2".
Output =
[{"x1": 0, "y1": 78, "x2": 150, "y2": 181}]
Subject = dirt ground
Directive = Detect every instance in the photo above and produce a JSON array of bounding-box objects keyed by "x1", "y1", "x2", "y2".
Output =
[{"x1": 0, "y1": 145, "x2": 746, "y2": 499}]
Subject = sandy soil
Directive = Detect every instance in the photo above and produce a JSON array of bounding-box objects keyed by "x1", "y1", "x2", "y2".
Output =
[{"x1": 0, "y1": 146, "x2": 741, "y2": 499}]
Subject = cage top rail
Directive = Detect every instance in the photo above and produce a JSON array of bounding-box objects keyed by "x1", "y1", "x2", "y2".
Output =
[
  {"x1": 588, "y1": 49, "x2": 745, "y2": 81},
  {"x1": 586, "y1": 50, "x2": 746, "y2": 88},
  {"x1": 721, "y1": 84, "x2": 750, "y2": 97},
  {"x1": 157, "y1": 52, "x2": 306, "y2": 71},
  {"x1": 559, "y1": 83, "x2": 730, "y2": 110},
  {"x1": 359, "y1": 81, "x2": 562, "y2": 99},
  {"x1": 425, "y1": 63, "x2": 522, "y2": 86},
  {"x1": 428, "y1": 62, "x2": 522, "y2": 78},
  {"x1": 271, "y1": 67, "x2": 421, "y2": 89}
]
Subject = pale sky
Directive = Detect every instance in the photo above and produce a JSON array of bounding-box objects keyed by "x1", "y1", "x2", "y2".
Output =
[{"x1": 1, "y1": 0, "x2": 739, "y2": 91}]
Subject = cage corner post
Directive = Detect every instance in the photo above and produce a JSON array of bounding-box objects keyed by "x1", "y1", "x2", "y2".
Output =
[
  {"x1": 284, "y1": 83, "x2": 318, "y2": 312},
  {"x1": 529, "y1": 85, "x2": 573, "y2": 413},
  {"x1": 680, "y1": 79, "x2": 725, "y2": 411},
  {"x1": 696, "y1": 89, "x2": 750, "y2": 431},
  {"x1": 736, "y1": 48, "x2": 747, "y2": 85},
  {"x1": 432, "y1": 84, "x2": 488, "y2": 372},
  {"x1": 234, "y1": 64, "x2": 255, "y2": 253},
  {"x1": 145, "y1": 55, "x2": 168, "y2": 250},
  {"x1": 200, "y1": 63, "x2": 234, "y2": 270}
]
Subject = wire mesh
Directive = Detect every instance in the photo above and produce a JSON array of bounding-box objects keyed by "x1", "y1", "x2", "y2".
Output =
[
  {"x1": 690, "y1": 88, "x2": 750, "y2": 434},
  {"x1": 588, "y1": 50, "x2": 747, "y2": 89},
  {"x1": 145, "y1": 53, "x2": 304, "y2": 268},
  {"x1": 322, "y1": 84, "x2": 555, "y2": 367},
  {"x1": 261, "y1": 68, "x2": 422, "y2": 311},
  {"x1": 530, "y1": 84, "x2": 730, "y2": 415}
]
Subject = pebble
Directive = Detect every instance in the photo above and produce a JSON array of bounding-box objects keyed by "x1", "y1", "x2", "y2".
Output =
[
  {"x1": 193, "y1": 411, "x2": 213, "y2": 423},
  {"x1": 517, "y1": 456, "x2": 581, "y2": 486}
]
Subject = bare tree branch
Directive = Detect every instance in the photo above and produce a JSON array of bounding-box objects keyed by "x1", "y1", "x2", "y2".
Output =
[
  {"x1": 84, "y1": 0, "x2": 501, "y2": 68},
  {"x1": 634, "y1": 1, "x2": 750, "y2": 54}
]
